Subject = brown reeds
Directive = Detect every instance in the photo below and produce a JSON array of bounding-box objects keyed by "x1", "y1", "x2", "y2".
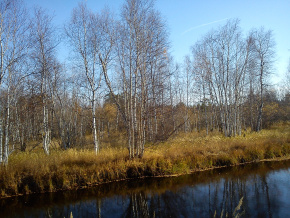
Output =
[{"x1": 0, "y1": 122, "x2": 289, "y2": 198}]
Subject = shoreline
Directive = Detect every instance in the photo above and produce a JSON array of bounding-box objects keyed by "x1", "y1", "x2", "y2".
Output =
[
  {"x1": 151, "y1": 155, "x2": 290, "y2": 178},
  {"x1": 1, "y1": 125, "x2": 289, "y2": 199},
  {"x1": 1, "y1": 155, "x2": 289, "y2": 200}
]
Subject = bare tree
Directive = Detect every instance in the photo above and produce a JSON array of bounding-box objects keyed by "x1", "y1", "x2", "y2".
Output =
[
  {"x1": 184, "y1": 56, "x2": 192, "y2": 132},
  {"x1": 65, "y1": 3, "x2": 99, "y2": 154},
  {"x1": 104, "y1": 0, "x2": 169, "y2": 158},
  {"x1": 30, "y1": 7, "x2": 59, "y2": 155},
  {"x1": 65, "y1": 3, "x2": 117, "y2": 154},
  {"x1": 0, "y1": 0, "x2": 30, "y2": 164},
  {"x1": 191, "y1": 19, "x2": 251, "y2": 137},
  {"x1": 250, "y1": 27, "x2": 275, "y2": 132}
]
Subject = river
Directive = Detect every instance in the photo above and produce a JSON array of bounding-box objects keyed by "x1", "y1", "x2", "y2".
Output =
[{"x1": 0, "y1": 160, "x2": 289, "y2": 218}]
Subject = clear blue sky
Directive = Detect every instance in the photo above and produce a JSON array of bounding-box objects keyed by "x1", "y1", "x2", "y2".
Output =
[{"x1": 25, "y1": 0, "x2": 290, "y2": 84}]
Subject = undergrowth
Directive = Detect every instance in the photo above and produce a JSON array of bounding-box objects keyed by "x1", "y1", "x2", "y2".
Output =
[{"x1": 0, "y1": 122, "x2": 289, "y2": 198}]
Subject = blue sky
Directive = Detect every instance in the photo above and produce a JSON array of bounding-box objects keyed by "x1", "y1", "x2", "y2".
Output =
[{"x1": 25, "y1": 0, "x2": 290, "y2": 84}]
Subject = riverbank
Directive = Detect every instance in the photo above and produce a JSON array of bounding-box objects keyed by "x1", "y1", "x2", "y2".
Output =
[
  {"x1": 1, "y1": 157, "x2": 289, "y2": 218},
  {"x1": 0, "y1": 123, "x2": 289, "y2": 199}
]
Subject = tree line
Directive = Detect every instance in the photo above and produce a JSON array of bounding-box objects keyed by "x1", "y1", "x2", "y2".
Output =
[{"x1": 0, "y1": 0, "x2": 289, "y2": 164}]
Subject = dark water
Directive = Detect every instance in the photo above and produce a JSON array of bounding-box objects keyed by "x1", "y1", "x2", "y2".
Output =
[{"x1": 1, "y1": 160, "x2": 289, "y2": 218}]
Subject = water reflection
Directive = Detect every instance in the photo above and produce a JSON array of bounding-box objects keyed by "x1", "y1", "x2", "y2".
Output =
[{"x1": 0, "y1": 160, "x2": 289, "y2": 218}]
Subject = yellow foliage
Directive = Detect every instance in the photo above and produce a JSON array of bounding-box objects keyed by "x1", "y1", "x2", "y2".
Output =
[
  {"x1": 103, "y1": 103, "x2": 117, "y2": 122},
  {"x1": 264, "y1": 102, "x2": 279, "y2": 117}
]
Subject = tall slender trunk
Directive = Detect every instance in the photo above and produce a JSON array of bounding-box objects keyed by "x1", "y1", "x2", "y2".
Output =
[
  {"x1": 60, "y1": 107, "x2": 65, "y2": 149},
  {"x1": 169, "y1": 82, "x2": 176, "y2": 132},
  {"x1": 129, "y1": 70, "x2": 134, "y2": 158},
  {"x1": 186, "y1": 64, "x2": 190, "y2": 132},
  {"x1": 4, "y1": 86, "x2": 10, "y2": 164},
  {"x1": 256, "y1": 60, "x2": 264, "y2": 132},
  {"x1": 197, "y1": 104, "x2": 201, "y2": 132},
  {"x1": 233, "y1": 96, "x2": 238, "y2": 137},
  {"x1": 153, "y1": 92, "x2": 158, "y2": 139},
  {"x1": 124, "y1": 71, "x2": 132, "y2": 158},
  {"x1": 92, "y1": 91, "x2": 99, "y2": 154},
  {"x1": 139, "y1": 65, "x2": 146, "y2": 157},
  {"x1": 43, "y1": 103, "x2": 50, "y2": 155},
  {"x1": 249, "y1": 79, "x2": 254, "y2": 131},
  {"x1": 161, "y1": 86, "x2": 165, "y2": 136},
  {"x1": 3, "y1": 69, "x2": 12, "y2": 164},
  {"x1": 203, "y1": 82, "x2": 208, "y2": 135},
  {"x1": 133, "y1": 72, "x2": 138, "y2": 156},
  {"x1": 42, "y1": 68, "x2": 50, "y2": 155}
]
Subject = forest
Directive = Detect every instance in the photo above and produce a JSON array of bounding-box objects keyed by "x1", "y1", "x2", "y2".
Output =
[{"x1": 0, "y1": 0, "x2": 289, "y2": 197}]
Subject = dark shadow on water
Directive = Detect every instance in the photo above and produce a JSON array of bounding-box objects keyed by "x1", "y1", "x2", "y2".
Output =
[{"x1": 0, "y1": 160, "x2": 289, "y2": 217}]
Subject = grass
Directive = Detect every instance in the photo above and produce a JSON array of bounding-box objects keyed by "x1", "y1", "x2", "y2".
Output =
[{"x1": 0, "y1": 122, "x2": 289, "y2": 198}]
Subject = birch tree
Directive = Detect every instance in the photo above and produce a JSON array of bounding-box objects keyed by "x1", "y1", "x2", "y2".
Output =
[
  {"x1": 191, "y1": 19, "x2": 251, "y2": 137},
  {"x1": 250, "y1": 28, "x2": 275, "y2": 132},
  {"x1": 65, "y1": 3, "x2": 115, "y2": 154},
  {"x1": 104, "y1": 0, "x2": 169, "y2": 158},
  {"x1": 30, "y1": 7, "x2": 58, "y2": 155},
  {"x1": 0, "y1": 0, "x2": 29, "y2": 164},
  {"x1": 184, "y1": 56, "x2": 192, "y2": 132}
]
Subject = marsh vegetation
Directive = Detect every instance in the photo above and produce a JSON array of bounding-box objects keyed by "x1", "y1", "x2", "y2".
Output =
[{"x1": 0, "y1": 123, "x2": 289, "y2": 198}]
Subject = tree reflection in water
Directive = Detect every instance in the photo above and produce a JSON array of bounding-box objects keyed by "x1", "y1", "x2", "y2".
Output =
[
  {"x1": 120, "y1": 172, "x2": 285, "y2": 218},
  {"x1": 0, "y1": 160, "x2": 289, "y2": 217}
]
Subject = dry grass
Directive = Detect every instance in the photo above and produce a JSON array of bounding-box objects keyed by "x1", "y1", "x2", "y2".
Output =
[
  {"x1": 143, "y1": 122, "x2": 289, "y2": 171},
  {"x1": 0, "y1": 122, "x2": 289, "y2": 198}
]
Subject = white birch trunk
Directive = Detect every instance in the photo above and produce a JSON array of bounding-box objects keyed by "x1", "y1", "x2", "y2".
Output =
[
  {"x1": 3, "y1": 84, "x2": 10, "y2": 164},
  {"x1": 92, "y1": 91, "x2": 99, "y2": 154},
  {"x1": 43, "y1": 103, "x2": 50, "y2": 155}
]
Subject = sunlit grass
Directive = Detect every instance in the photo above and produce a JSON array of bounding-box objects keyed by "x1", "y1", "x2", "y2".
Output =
[{"x1": 0, "y1": 122, "x2": 289, "y2": 198}]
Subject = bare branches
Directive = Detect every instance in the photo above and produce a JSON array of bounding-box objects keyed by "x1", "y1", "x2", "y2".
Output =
[{"x1": 189, "y1": 19, "x2": 276, "y2": 136}]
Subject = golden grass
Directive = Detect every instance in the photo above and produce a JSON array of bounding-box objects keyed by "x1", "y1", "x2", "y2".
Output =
[{"x1": 0, "y1": 122, "x2": 289, "y2": 198}]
